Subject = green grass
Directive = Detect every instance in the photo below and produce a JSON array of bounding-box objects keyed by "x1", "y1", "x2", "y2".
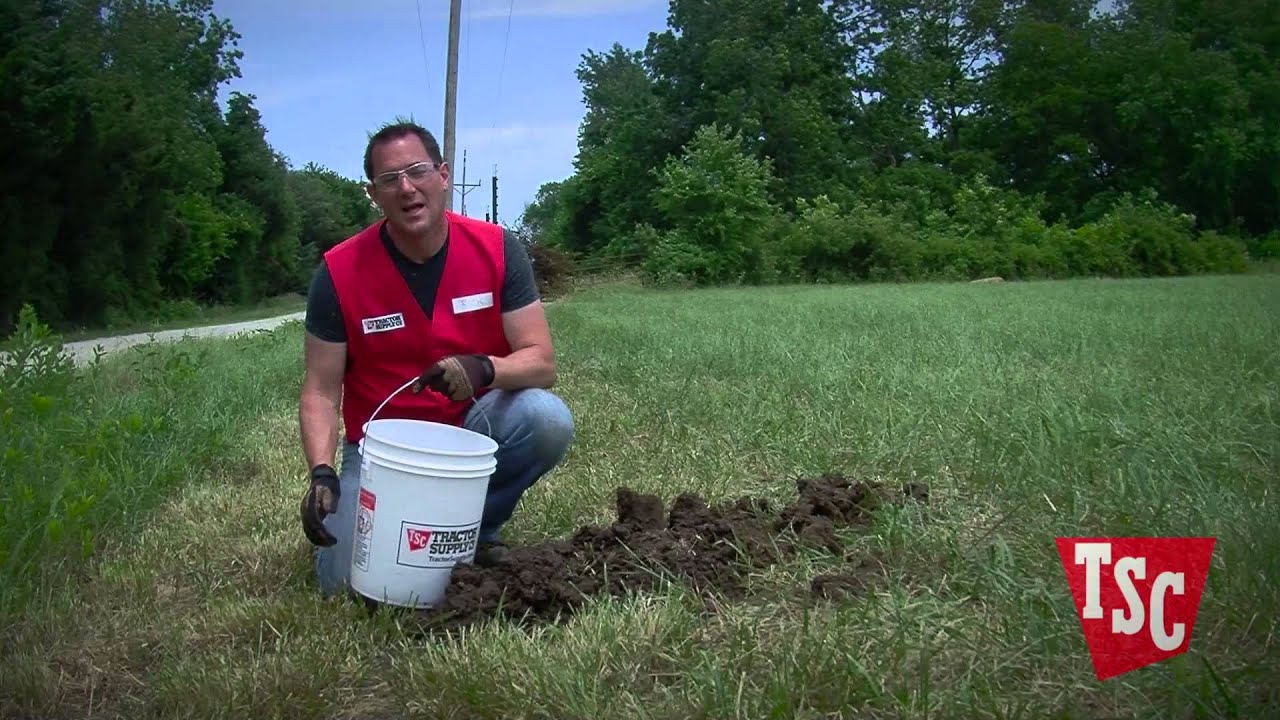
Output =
[{"x1": 2, "y1": 274, "x2": 1278, "y2": 719}]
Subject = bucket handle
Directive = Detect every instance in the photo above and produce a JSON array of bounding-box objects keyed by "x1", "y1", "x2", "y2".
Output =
[
  {"x1": 360, "y1": 375, "x2": 493, "y2": 452},
  {"x1": 368, "y1": 376, "x2": 420, "y2": 430}
]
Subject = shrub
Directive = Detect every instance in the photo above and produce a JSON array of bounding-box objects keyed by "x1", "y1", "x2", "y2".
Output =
[
  {"x1": 752, "y1": 212, "x2": 798, "y2": 285},
  {"x1": 601, "y1": 222, "x2": 660, "y2": 265},
  {"x1": 894, "y1": 174, "x2": 1059, "y2": 281},
  {"x1": 868, "y1": 231, "x2": 924, "y2": 282},
  {"x1": 1, "y1": 306, "x2": 94, "y2": 610},
  {"x1": 1010, "y1": 224, "x2": 1072, "y2": 279},
  {"x1": 1, "y1": 304, "x2": 303, "y2": 618},
  {"x1": 777, "y1": 197, "x2": 899, "y2": 283},
  {"x1": 948, "y1": 173, "x2": 1049, "y2": 247},
  {"x1": 642, "y1": 229, "x2": 727, "y2": 288},
  {"x1": 1060, "y1": 191, "x2": 1248, "y2": 276},
  {"x1": 1196, "y1": 230, "x2": 1250, "y2": 274},
  {"x1": 779, "y1": 196, "x2": 863, "y2": 283},
  {"x1": 645, "y1": 124, "x2": 780, "y2": 286},
  {"x1": 858, "y1": 160, "x2": 959, "y2": 226},
  {"x1": 579, "y1": 169, "x2": 1253, "y2": 286},
  {"x1": 1245, "y1": 230, "x2": 1280, "y2": 261},
  {"x1": 525, "y1": 241, "x2": 578, "y2": 299}
]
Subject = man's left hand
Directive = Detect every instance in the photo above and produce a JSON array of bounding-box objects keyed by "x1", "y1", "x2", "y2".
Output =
[{"x1": 412, "y1": 354, "x2": 495, "y2": 401}]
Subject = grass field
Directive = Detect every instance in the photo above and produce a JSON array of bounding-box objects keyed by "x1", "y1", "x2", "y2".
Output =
[{"x1": 2, "y1": 274, "x2": 1278, "y2": 719}]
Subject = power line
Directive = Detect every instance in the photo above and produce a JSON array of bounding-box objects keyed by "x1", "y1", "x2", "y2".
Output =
[
  {"x1": 491, "y1": 0, "x2": 514, "y2": 135},
  {"x1": 465, "y1": 0, "x2": 473, "y2": 82},
  {"x1": 483, "y1": 0, "x2": 514, "y2": 227},
  {"x1": 414, "y1": 0, "x2": 433, "y2": 95}
]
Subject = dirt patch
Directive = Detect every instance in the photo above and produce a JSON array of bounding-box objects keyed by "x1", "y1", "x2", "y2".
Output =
[
  {"x1": 399, "y1": 475, "x2": 928, "y2": 633},
  {"x1": 810, "y1": 554, "x2": 890, "y2": 600}
]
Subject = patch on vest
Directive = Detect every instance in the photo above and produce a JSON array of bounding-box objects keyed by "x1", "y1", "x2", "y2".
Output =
[
  {"x1": 361, "y1": 312, "x2": 406, "y2": 334},
  {"x1": 452, "y1": 292, "x2": 494, "y2": 314}
]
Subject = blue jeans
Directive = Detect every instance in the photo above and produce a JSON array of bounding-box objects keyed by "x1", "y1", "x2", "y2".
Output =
[{"x1": 313, "y1": 387, "x2": 574, "y2": 598}]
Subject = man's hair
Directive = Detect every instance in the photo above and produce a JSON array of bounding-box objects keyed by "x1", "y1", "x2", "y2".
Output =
[{"x1": 363, "y1": 118, "x2": 443, "y2": 180}]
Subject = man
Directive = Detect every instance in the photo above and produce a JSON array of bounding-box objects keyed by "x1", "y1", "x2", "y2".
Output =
[{"x1": 297, "y1": 120, "x2": 574, "y2": 599}]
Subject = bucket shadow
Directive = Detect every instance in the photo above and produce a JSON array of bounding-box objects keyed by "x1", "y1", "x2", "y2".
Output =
[
  {"x1": 344, "y1": 568, "x2": 549, "y2": 642},
  {"x1": 345, "y1": 591, "x2": 489, "y2": 644},
  {"x1": 344, "y1": 586, "x2": 480, "y2": 634},
  {"x1": 346, "y1": 588, "x2": 424, "y2": 621}
]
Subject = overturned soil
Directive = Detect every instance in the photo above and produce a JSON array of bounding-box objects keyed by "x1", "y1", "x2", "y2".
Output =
[{"x1": 403, "y1": 475, "x2": 928, "y2": 633}]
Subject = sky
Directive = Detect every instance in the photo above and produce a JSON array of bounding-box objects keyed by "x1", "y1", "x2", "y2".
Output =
[{"x1": 209, "y1": 0, "x2": 671, "y2": 225}]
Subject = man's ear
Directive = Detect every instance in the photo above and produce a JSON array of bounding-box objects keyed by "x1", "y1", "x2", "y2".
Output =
[{"x1": 438, "y1": 162, "x2": 451, "y2": 190}]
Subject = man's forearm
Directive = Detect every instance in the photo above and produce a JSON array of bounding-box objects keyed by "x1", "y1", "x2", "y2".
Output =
[
  {"x1": 489, "y1": 346, "x2": 555, "y2": 390},
  {"x1": 300, "y1": 392, "x2": 341, "y2": 471}
]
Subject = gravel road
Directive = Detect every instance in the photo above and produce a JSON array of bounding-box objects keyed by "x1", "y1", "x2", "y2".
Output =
[
  {"x1": 8, "y1": 297, "x2": 555, "y2": 369},
  {"x1": 43, "y1": 311, "x2": 305, "y2": 367}
]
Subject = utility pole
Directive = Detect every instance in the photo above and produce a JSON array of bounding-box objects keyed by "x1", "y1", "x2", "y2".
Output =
[
  {"x1": 455, "y1": 149, "x2": 482, "y2": 216},
  {"x1": 443, "y1": 0, "x2": 461, "y2": 210},
  {"x1": 491, "y1": 164, "x2": 499, "y2": 225}
]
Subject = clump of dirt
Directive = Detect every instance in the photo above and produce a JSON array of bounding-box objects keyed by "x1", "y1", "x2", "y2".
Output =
[
  {"x1": 406, "y1": 475, "x2": 927, "y2": 633},
  {"x1": 810, "y1": 554, "x2": 890, "y2": 600}
]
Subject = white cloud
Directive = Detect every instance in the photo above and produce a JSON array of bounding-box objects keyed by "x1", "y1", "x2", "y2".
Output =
[
  {"x1": 220, "y1": 70, "x2": 364, "y2": 111},
  {"x1": 468, "y1": 0, "x2": 662, "y2": 20},
  {"x1": 443, "y1": 122, "x2": 582, "y2": 220},
  {"x1": 457, "y1": 122, "x2": 579, "y2": 148}
]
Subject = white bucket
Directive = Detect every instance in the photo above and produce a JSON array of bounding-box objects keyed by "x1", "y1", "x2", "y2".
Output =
[{"x1": 348, "y1": 378, "x2": 498, "y2": 609}]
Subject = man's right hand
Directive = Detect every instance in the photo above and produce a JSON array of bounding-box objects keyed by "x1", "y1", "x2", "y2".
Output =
[{"x1": 300, "y1": 464, "x2": 341, "y2": 546}]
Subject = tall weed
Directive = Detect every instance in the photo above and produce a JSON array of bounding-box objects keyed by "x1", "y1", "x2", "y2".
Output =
[{"x1": 0, "y1": 305, "x2": 301, "y2": 618}]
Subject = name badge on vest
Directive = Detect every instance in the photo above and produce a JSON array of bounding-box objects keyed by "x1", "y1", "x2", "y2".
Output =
[
  {"x1": 362, "y1": 312, "x2": 405, "y2": 334},
  {"x1": 452, "y1": 292, "x2": 494, "y2": 315}
]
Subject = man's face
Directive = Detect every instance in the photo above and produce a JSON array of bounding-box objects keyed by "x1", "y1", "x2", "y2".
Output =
[{"x1": 367, "y1": 134, "x2": 450, "y2": 238}]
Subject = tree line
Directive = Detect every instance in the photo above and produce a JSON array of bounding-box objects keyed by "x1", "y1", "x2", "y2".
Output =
[
  {"x1": 4, "y1": 0, "x2": 1277, "y2": 336},
  {"x1": 519, "y1": 0, "x2": 1279, "y2": 286},
  {"x1": 0, "y1": 0, "x2": 378, "y2": 335}
]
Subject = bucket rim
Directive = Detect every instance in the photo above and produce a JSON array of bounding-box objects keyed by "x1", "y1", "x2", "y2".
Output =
[
  {"x1": 361, "y1": 418, "x2": 499, "y2": 457},
  {"x1": 363, "y1": 452, "x2": 498, "y2": 476}
]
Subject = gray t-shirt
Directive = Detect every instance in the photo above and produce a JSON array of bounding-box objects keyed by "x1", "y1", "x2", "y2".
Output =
[{"x1": 305, "y1": 221, "x2": 539, "y2": 343}]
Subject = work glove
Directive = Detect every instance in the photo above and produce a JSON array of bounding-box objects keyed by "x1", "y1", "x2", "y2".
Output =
[
  {"x1": 412, "y1": 354, "x2": 494, "y2": 401},
  {"x1": 300, "y1": 464, "x2": 341, "y2": 546}
]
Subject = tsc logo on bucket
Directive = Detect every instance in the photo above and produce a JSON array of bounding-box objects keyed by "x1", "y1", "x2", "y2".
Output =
[
  {"x1": 405, "y1": 527, "x2": 432, "y2": 552},
  {"x1": 1056, "y1": 537, "x2": 1216, "y2": 681},
  {"x1": 396, "y1": 521, "x2": 480, "y2": 568}
]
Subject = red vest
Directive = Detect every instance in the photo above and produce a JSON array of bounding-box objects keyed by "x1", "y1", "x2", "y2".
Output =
[{"x1": 324, "y1": 212, "x2": 511, "y2": 444}]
